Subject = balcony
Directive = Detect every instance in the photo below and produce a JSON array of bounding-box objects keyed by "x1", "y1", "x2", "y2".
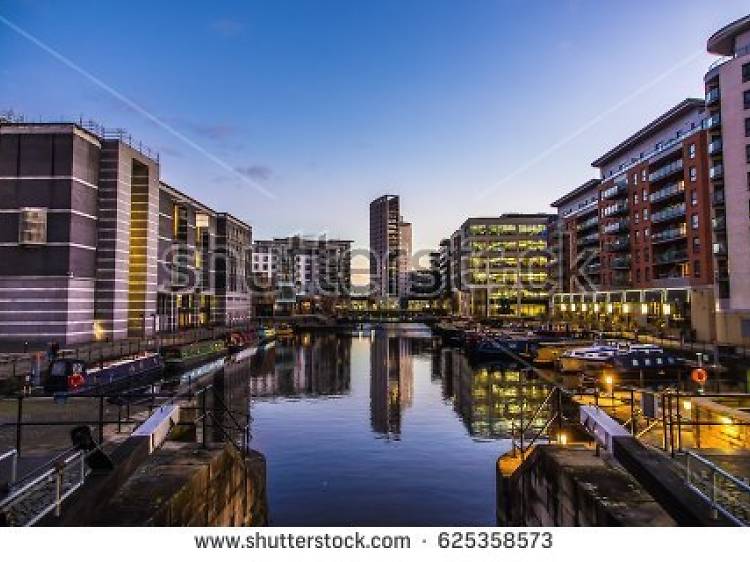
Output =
[
  {"x1": 709, "y1": 164, "x2": 724, "y2": 180},
  {"x1": 648, "y1": 159, "x2": 684, "y2": 183},
  {"x1": 584, "y1": 263, "x2": 601, "y2": 274},
  {"x1": 651, "y1": 225, "x2": 687, "y2": 244},
  {"x1": 603, "y1": 219, "x2": 629, "y2": 234},
  {"x1": 602, "y1": 180, "x2": 628, "y2": 200},
  {"x1": 606, "y1": 237, "x2": 630, "y2": 252},
  {"x1": 649, "y1": 180, "x2": 685, "y2": 204},
  {"x1": 603, "y1": 201, "x2": 629, "y2": 217},
  {"x1": 654, "y1": 249, "x2": 689, "y2": 265},
  {"x1": 611, "y1": 257, "x2": 631, "y2": 270},
  {"x1": 712, "y1": 190, "x2": 725, "y2": 206},
  {"x1": 703, "y1": 114, "x2": 721, "y2": 130},
  {"x1": 713, "y1": 242, "x2": 728, "y2": 256},
  {"x1": 651, "y1": 203, "x2": 686, "y2": 224},
  {"x1": 712, "y1": 216, "x2": 726, "y2": 231},
  {"x1": 576, "y1": 216, "x2": 599, "y2": 232},
  {"x1": 577, "y1": 232, "x2": 600, "y2": 247},
  {"x1": 708, "y1": 139, "x2": 723, "y2": 156},
  {"x1": 705, "y1": 88, "x2": 720, "y2": 106}
]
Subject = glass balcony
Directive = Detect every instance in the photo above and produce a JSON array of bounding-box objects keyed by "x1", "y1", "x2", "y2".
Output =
[
  {"x1": 703, "y1": 114, "x2": 721, "y2": 129},
  {"x1": 603, "y1": 219, "x2": 629, "y2": 234},
  {"x1": 576, "y1": 216, "x2": 599, "y2": 232},
  {"x1": 648, "y1": 159, "x2": 684, "y2": 183},
  {"x1": 712, "y1": 190, "x2": 725, "y2": 206},
  {"x1": 577, "y1": 232, "x2": 600, "y2": 246},
  {"x1": 602, "y1": 181, "x2": 628, "y2": 200},
  {"x1": 603, "y1": 201, "x2": 629, "y2": 217},
  {"x1": 710, "y1": 164, "x2": 724, "y2": 180},
  {"x1": 651, "y1": 224, "x2": 687, "y2": 244},
  {"x1": 611, "y1": 257, "x2": 631, "y2": 270},
  {"x1": 649, "y1": 180, "x2": 685, "y2": 204},
  {"x1": 655, "y1": 249, "x2": 689, "y2": 265},
  {"x1": 606, "y1": 237, "x2": 630, "y2": 252},
  {"x1": 651, "y1": 203, "x2": 686, "y2": 224},
  {"x1": 705, "y1": 88, "x2": 720, "y2": 105},
  {"x1": 713, "y1": 242, "x2": 728, "y2": 255},
  {"x1": 712, "y1": 216, "x2": 726, "y2": 231},
  {"x1": 708, "y1": 139, "x2": 723, "y2": 156}
]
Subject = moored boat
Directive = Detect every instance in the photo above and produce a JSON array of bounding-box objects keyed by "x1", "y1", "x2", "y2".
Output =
[
  {"x1": 44, "y1": 353, "x2": 164, "y2": 394},
  {"x1": 275, "y1": 324, "x2": 294, "y2": 338},
  {"x1": 161, "y1": 339, "x2": 226, "y2": 371}
]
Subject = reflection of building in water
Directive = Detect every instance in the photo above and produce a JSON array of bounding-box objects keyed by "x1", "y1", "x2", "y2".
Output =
[
  {"x1": 248, "y1": 334, "x2": 351, "y2": 398},
  {"x1": 441, "y1": 349, "x2": 551, "y2": 439},
  {"x1": 370, "y1": 335, "x2": 415, "y2": 438}
]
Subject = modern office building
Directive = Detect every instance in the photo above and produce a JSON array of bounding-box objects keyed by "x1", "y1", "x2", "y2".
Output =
[
  {"x1": 704, "y1": 14, "x2": 750, "y2": 344},
  {"x1": 0, "y1": 116, "x2": 254, "y2": 345},
  {"x1": 369, "y1": 195, "x2": 411, "y2": 300},
  {"x1": 0, "y1": 120, "x2": 160, "y2": 344},
  {"x1": 449, "y1": 214, "x2": 553, "y2": 319},
  {"x1": 551, "y1": 100, "x2": 717, "y2": 340},
  {"x1": 215, "y1": 213, "x2": 253, "y2": 326}
]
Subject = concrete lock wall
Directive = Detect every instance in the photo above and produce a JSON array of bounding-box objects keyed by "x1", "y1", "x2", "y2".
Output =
[{"x1": 497, "y1": 445, "x2": 674, "y2": 526}]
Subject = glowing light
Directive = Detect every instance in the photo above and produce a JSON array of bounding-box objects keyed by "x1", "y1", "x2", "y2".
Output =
[
  {"x1": 641, "y1": 303, "x2": 648, "y2": 315},
  {"x1": 721, "y1": 416, "x2": 733, "y2": 425},
  {"x1": 559, "y1": 433, "x2": 568, "y2": 445},
  {"x1": 570, "y1": 304, "x2": 576, "y2": 312},
  {"x1": 663, "y1": 303, "x2": 672, "y2": 316},
  {"x1": 683, "y1": 401, "x2": 692, "y2": 412},
  {"x1": 93, "y1": 320, "x2": 105, "y2": 341},
  {"x1": 582, "y1": 303, "x2": 588, "y2": 312},
  {"x1": 593, "y1": 303, "x2": 600, "y2": 313},
  {"x1": 605, "y1": 375, "x2": 613, "y2": 386},
  {"x1": 606, "y1": 304, "x2": 613, "y2": 313},
  {"x1": 622, "y1": 303, "x2": 631, "y2": 314}
]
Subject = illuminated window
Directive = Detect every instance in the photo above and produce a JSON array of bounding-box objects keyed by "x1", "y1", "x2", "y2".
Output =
[{"x1": 18, "y1": 208, "x2": 47, "y2": 245}]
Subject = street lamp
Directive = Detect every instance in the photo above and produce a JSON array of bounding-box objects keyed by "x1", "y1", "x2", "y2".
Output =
[{"x1": 604, "y1": 374, "x2": 614, "y2": 406}]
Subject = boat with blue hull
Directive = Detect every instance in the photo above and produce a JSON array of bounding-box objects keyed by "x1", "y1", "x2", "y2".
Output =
[{"x1": 43, "y1": 353, "x2": 165, "y2": 395}]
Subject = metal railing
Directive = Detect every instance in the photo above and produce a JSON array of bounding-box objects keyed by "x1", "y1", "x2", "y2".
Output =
[
  {"x1": 0, "y1": 448, "x2": 87, "y2": 526},
  {"x1": 509, "y1": 385, "x2": 563, "y2": 460},
  {"x1": 0, "y1": 448, "x2": 17, "y2": 486},
  {"x1": 683, "y1": 451, "x2": 750, "y2": 526}
]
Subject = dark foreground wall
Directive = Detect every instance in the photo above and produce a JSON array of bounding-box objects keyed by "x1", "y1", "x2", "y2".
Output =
[{"x1": 497, "y1": 445, "x2": 675, "y2": 526}]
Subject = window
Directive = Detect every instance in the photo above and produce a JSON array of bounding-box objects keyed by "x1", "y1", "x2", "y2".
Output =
[
  {"x1": 642, "y1": 170, "x2": 647, "y2": 182},
  {"x1": 691, "y1": 214, "x2": 699, "y2": 229},
  {"x1": 745, "y1": 90, "x2": 750, "y2": 110},
  {"x1": 634, "y1": 211, "x2": 640, "y2": 224},
  {"x1": 693, "y1": 237, "x2": 701, "y2": 249},
  {"x1": 633, "y1": 173, "x2": 638, "y2": 186},
  {"x1": 746, "y1": 118, "x2": 750, "y2": 137},
  {"x1": 689, "y1": 144, "x2": 696, "y2": 158},
  {"x1": 643, "y1": 208, "x2": 649, "y2": 220},
  {"x1": 18, "y1": 208, "x2": 47, "y2": 245},
  {"x1": 694, "y1": 260, "x2": 701, "y2": 278},
  {"x1": 690, "y1": 166, "x2": 697, "y2": 182},
  {"x1": 633, "y1": 193, "x2": 638, "y2": 205},
  {"x1": 691, "y1": 190, "x2": 697, "y2": 206},
  {"x1": 744, "y1": 62, "x2": 750, "y2": 82},
  {"x1": 642, "y1": 189, "x2": 647, "y2": 202}
]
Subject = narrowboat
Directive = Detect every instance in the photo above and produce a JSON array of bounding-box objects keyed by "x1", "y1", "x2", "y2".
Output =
[
  {"x1": 225, "y1": 329, "x2": 259, "y2": 354},
  {"x1": 258, "y1": 327, "x2": 277, "y2": 343},
  {"x1": 275, "y1": 324, "x2": 294, "y2": 338},
  {"x1": 44, "y1": 353, "x2": 164, "y2": 394},
  {"x1": 557, "y1": 344, "x2": 619, "y2": 373},
  {"x1": 607, "y1": 347, "x2": 681, "y2": 377},
  {"x1": 161, "y1": 339, "x2": 227, "y2": 371}
]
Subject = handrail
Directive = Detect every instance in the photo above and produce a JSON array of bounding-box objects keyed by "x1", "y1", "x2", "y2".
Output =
[
  {"x1": 0, "y1": 449, "x2": 18, "y2": 485},
  {"x1": 684, "y1": 450, "x2": 750, "y2": 526}
]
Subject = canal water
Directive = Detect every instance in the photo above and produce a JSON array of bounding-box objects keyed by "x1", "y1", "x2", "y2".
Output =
[{"x1": 243, "y1": 325, "x2": 550, "y2": 526}]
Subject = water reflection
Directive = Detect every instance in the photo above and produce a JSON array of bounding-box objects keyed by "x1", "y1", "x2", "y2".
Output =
[
  {"x1": 248, "y1": 335, "x2": 351, "y2": 398},
  {"x1": 440, "y1": 350, "x2": 553, "y2": 439},
  {"x1": 369, "y1": 336, "x2": 415, "y2": 438}
]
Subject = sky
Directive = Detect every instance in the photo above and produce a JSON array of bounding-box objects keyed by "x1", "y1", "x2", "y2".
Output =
[{"x1": 1, "y1": 0, "x2": 748, "y2": 267}]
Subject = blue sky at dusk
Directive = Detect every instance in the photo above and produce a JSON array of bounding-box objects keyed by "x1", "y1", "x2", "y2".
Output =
[{"x1": 1, "y1": 0, "x2": 748, "y2": 262}]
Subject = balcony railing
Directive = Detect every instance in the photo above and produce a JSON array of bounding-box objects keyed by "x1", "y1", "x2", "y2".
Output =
[
  {"x1": 703, "y1": 114, "x2": 721, "y2": 130},
  {"x1": 655, "y1": 249, "x2": 689, "y2": 265},
  {"x1": 712, "y1": 216, "x2": 726, "y2": 231},
  {"x1": 712, "y1": 190, "x2": 725, "y2": 206},
  {"x1": 603, "y1": 219, "x2": 629, "y2": 234},
  {"x1": 708, "y1": 139, "x2": 722, "y2": 156},
  {"x1": 606, "y1": 237, "x2": 630, "y2": 252},
  {"x1": 602, "y1": 181, "x2": 628, "y2": 200},
  {"x1": 709, "y1": 164, "x2": 724, "y2": 180},
  {"x1": 651, "y1": 225, "x2": 687, "y2": 244},
  {"x1": 648, "y1": 159, "x2": 684, "y2": 183},
  {"x1": 651, "y1": 203, "x2": 686, "y2": 224},
  {"x1": 611, "y1": 257, "x2": 631, "y2": 270},
  {"x1": 603, "y1": 201, "x2": 629, "y2": 217},
  {"x1": 577, "y1": 233, "x2": 600, "y2": 246},
  {"x1": 713, "y1": 242, "x2": 728, "y2": 256},
  {"x1": 705, "y1": 88, "x2": 720, "y2": 105},
  {"x1": 576, "y1": 216, "x2": 599, "y2": 231},
  {"x1": 649, "y1": 180, "x2": 685, "y2": 204}
]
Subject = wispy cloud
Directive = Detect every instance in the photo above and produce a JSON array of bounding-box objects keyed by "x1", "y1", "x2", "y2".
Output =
[{"x1": 236, "y1": 164, "x2": 273, "y2": 182}]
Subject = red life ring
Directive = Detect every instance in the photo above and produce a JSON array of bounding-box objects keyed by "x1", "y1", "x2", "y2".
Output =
[{"x1": 691, "y1": 368, "x2": 708, "y2": 385}]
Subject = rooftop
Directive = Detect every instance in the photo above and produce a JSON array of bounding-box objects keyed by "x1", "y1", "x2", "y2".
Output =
[
  {"x1": 707, "y1": 14, "x2": 750, "y2": 56},
  {"x1": 590, "y1": 98, "x2": 705, "y2": 168},
  {"x1": 551, "y1": 179, "x2": 601, "y2": 208}
]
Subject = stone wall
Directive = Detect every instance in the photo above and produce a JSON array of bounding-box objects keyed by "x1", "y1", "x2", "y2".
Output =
[
  {"x1": 91, "y1": 442, "x2": 267, "y2": 526},
  {"x1": 497, "y1": 445, "x2": 674, "y2": 526}
]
